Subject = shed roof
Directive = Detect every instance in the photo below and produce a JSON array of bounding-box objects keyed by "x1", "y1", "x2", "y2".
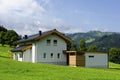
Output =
[
  {"x1": 15, "y1": 29, "x2": 72, "y2": 44},
  {"x1": 11, "y1": 45, "x2": 32, "y2": 52},
  {"x1": 64, "y1": 50, "x2": 108, "y2": 54}
]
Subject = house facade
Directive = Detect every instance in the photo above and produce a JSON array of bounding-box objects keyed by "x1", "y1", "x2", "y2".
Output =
[{"x1": 11, "y1": 29, "x2": 72, "y2": 65}]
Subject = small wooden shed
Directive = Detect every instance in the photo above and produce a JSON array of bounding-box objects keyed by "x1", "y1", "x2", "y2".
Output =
[{"x1": 64, "y1": 51, "x2": 85, "y2": 67}]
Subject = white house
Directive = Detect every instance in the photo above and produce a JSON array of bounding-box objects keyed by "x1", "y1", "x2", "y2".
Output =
[
  {"x1": 11, "y1": 29, "x2": 108, "y2": 68},
  {"x1": 11, "y1": 29, "x2": 72, "y2": 65}
]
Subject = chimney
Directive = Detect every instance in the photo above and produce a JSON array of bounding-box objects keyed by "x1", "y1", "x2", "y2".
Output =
[
  {"x1": 39, "y1": 31, "x2": 42, "y2": 35},
  {"x1": 24, "y1": 35, "x2": 28, "y2": 39}
]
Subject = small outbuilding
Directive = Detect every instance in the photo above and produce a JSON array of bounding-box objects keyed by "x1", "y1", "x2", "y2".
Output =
[
  {"x1": 64, "y1": 51, "x2": 108, "y2": 68},
  {"x1": 85, "y1": 52, "x2": 109, "y2": 68}
]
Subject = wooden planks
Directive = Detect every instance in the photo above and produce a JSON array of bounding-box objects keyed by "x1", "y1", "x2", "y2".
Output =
[{"x1": 69, "y1": 55, "x2": 85, "y2": 67}]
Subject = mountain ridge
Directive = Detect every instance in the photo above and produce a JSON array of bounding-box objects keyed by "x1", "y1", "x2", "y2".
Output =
[{"x1": 66, "y1": 31, "x2": 120, "y2": 52}]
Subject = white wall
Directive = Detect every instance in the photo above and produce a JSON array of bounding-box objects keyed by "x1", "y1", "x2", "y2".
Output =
[
  {"x1": 35, "y1": 34, "x2": 67, "y2": 65},
  {"x1": 13, "y1": 53, "x2": 18, "y2": 60},
  {"x1": 85, "y1": 53, "x2": 108, "y2": 68},
  {"x1": 32, "y1": 43, "x2": 36, "y2": 63},
  {"x1": 14, "y1": 52, "x2": 23, "y2": 61},
  {"x1": 23, "y1": 49, "x2": 32, "y2": 62}
]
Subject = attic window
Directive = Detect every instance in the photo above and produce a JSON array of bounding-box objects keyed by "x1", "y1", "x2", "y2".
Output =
[
  {"x1": 47, "y1": 39, "x2": 51, "y2": 46},
  {"x1": 53, "y1": 40, "x2": 57, "y2": 46},
  {"x1": 89, "y1": 55, "x2": 94, "y2": 58}
]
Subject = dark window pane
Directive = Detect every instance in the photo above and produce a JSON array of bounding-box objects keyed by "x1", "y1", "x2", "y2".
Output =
[
  {"x1": 51, "y1": 53, "x2": 53, "y2": 58},
  {"x1": 53, "y1": 40, "x2": 57, "y2": 46},
  {"x1": 47, "y1": 39, "x2": 51, "y2": 45},
  {"x1": 57, "y1": 53, "x2": 60, "y2": 58},
  {"x1": 89, "y1": 55, "x2": 94, "y2": 58},
  {"x1": 43, "y1": 53, "x2": 46, "y2": 58}
]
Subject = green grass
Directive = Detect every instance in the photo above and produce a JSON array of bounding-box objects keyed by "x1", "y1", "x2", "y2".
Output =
[
  {"x1": 0, "y1": 45, "x2": 120, "y2": 80},
  {"x1": 109, "y1": 62, "x2": 120, "y2": 69},
  {"x1": 0, "y1": 44, "x2": 13, "y2": 57}
]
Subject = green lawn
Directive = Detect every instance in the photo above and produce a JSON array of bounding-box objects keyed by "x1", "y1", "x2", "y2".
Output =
[
  {"x1": 0, "y1": 45, "x2": 13, "y2": 57},
  {"x1": 0, "y1": 45, "x2": 120, "y2": 80}
]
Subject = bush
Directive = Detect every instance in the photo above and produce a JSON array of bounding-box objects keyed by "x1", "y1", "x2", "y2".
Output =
[{"x1": 109, "y1": 48, "x2": 120, "y2": 64}]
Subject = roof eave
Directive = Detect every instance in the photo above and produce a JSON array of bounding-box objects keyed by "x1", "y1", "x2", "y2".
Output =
[{"x1": 11, "y1": 50, "x2": 22, "y2": 52}]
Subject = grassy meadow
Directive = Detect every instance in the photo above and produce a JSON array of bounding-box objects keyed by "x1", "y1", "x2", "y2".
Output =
[
  {"x1": 0, "y1": 45, "x2": 13, "y2": 57},
  {"x1": 0, "y1": 45, "x2": 120, "y2": 80}
]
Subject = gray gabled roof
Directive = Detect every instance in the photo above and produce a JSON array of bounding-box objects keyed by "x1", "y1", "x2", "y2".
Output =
[
  {"x1": 15, "y1": 31, "x2": 50, "y2": 44},
  {"x1": 16, "y1": 34, "x2": 39, "y2": 43},
  {"x1": 15, "y1": 29, "x2": 72, "y2": 44}
]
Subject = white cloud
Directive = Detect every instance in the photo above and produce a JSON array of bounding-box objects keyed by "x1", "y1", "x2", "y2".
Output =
[
  {"x1": 0, "y1": 0, "x2": 83, "y2": 35},
  {"x1": 0, "y1": 0, "x2": 46, "y2": 35},
  {"x1": 0, "y1": 0, "x2": 46, "y2": 15}
]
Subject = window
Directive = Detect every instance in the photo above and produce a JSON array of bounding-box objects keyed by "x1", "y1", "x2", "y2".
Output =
[
  {"x1": 19, "y1": 53, "x2": 23, "y2": 58},
  {"x1": 47, "y1": 39, "x2": 51, "y2": 46},
  {"x1": 51, "y1": 53, "x2": 53, "y2": 58},
  {"x1": 43, "y1": 53, "x2": 46, "y2": 58},
  {"x1": 89, "y1": 55, "x2": 94, "y2": 58},
  {"x1": 53, "y1": 40, "x2": 57, "y2": 46},
  {"x1": 57, "y1": 53, "x2": 60, "y2": 58}
]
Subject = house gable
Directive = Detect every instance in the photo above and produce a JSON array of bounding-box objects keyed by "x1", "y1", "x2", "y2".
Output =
[{"x1": 35, "y1": 34, "x2": 67, "y2": 64}]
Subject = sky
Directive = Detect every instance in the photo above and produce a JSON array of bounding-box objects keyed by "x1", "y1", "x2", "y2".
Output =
[{"x1": 0, "y1": 0, "x2": 120, "y2": 35}]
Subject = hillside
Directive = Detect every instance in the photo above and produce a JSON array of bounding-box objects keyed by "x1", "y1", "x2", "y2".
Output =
[
  {"x1": 0, "y1": 45, "x2": 13, "y2": 58},
  {"x1": 67, "y1": 31, "x2": 113, "y2": 44},
  {"x1": 89, "y1": 33, "x2": 120, "y2": 52},
  {"x1": 67, "y1": 31, "x2": 120, "y2": 52},
  {"x1": 0, "y1": 45, "x2": 120, "y2": 80}
]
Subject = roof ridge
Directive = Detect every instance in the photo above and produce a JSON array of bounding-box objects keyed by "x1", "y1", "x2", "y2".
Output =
[{"x1": 15, "y1": 29, "x2": 72, "y2": 44}]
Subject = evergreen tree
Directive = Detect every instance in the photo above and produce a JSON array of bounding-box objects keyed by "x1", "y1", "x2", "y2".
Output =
[
  {"x1": 0, "y1": 32, "x2": 6, "y2": 46},
  {"x1": 67, "y1": 43, "x2": 72, "y2": 50},
  {"x1": 71, "y1": 43, "x2": 77, "y2": 50},
  {"x1": 79, "y1": 39, "x2": 87, "y2": 51},
  {"x1": 0, "y1": 25, "x2": 7, "y2": 32}
]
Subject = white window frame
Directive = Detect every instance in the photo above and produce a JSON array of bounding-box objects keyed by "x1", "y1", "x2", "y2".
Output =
[{"x1": 47, "y1": 39, "x2": 51, "y2": 46}]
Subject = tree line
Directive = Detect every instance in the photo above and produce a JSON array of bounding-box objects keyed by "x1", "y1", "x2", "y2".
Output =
[
  {"x1": 70, "y1": 39, "x2": 98, "y2": 52},
  {"x1": 0, "y1": 25, "x2": 120, "y2": 64},
  {"x1": 0, "y1": 25, "x2": 20, "y2": 46},
  {"x1": 69, "y1": 39, "x2": 120, "y2": 64}
]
